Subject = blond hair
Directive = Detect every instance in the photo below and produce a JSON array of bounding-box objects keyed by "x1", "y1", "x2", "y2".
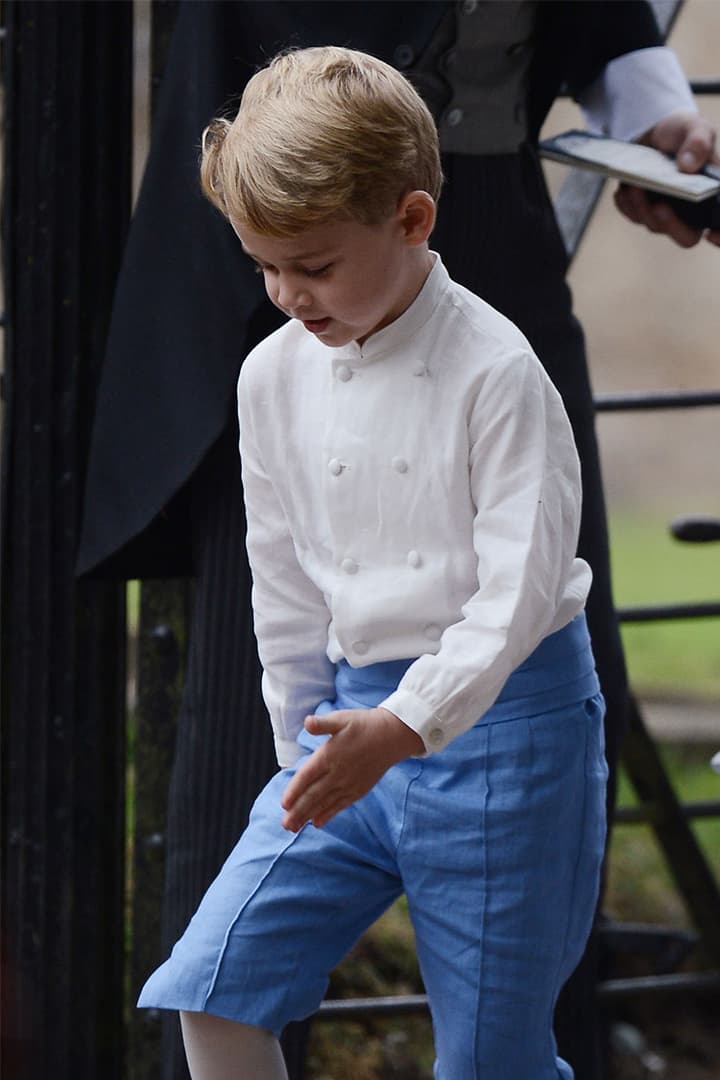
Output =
[{"x1": 200, "y1": 46, "x2": 442, "y2": 237}]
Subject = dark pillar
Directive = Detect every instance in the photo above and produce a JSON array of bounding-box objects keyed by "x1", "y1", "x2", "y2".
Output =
[{"x1": 1, "y1": 2, "x2": 133, "y2": 1077}]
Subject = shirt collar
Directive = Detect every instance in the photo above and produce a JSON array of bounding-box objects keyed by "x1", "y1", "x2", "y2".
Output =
[{"x1": 332, "y1": 253, "x2": 449, "y2": 366}]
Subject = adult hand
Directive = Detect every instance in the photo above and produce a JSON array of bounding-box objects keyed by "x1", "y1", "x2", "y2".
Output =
[
  {"x1": 613, "y1": 109, "x2": 720, "y2": 247},
  {"x1": 281, "y1": 706, "x2": 425, "y2": 832}
]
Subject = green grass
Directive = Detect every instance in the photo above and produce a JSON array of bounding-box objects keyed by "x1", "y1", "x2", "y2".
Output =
[{"x1": 609, "y1": 513, "x2": 720, "y2": 700}]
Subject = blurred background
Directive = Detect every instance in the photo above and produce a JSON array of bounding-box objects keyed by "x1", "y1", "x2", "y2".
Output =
[{"x1": 542, "y1": 0, "x2": 720, "y2": 712}]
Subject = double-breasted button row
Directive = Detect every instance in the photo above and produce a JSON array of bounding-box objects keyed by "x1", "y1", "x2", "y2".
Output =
[
  {"x1": 339, "y1": 552, "x2": 423, "y2": 573},
  {"x1": 327, "y1": 456, "x2": 409, "y2": 475}
]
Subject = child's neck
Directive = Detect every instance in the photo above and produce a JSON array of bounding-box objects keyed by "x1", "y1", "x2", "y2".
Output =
[{"x1": 357, "y1": 246, "x2": 435, "y2": 347}]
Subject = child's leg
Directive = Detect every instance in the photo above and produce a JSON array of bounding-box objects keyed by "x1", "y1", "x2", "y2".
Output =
[
  {"x1": 180, "y1": 1012, "x2": 288, "y2": 1080},
  {"x1": 139, "y1": 764, "x2": 404, "y2": 1041},
  {"x1": 403, "y1": 694, "x2": 607, "y2": 1080}
]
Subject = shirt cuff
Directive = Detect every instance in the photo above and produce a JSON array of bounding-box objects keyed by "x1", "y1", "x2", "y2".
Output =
[
  {"x1": 274, "y1": 735, "x2": 304, "y2": 769},
  {"x1": 379, "y1": 688, "x2": 452, "y2": 755},
  {"x1": 579, "y1": 46, "x2": 697, "y2": 142}
]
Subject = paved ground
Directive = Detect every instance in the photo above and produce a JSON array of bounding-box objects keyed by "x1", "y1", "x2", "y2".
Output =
[{"x1": 638, "y1": 697, "x2": 720, "y2": 746}]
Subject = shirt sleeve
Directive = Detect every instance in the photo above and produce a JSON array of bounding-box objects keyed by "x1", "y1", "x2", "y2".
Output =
[
  {"x1": 380, "y1": 350, "x2": 592, "y2": 753},
  {"x1": 578, "y1": 46, "x2": 697, "y2": 142},
  {"x1": 237, "y1": 370, "x2": 336, "y2": 768}
]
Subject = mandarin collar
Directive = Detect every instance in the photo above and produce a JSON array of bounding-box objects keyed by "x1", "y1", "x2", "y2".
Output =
[{"x1": 328, "y1": 253, "x2": 448, "y2": 366}]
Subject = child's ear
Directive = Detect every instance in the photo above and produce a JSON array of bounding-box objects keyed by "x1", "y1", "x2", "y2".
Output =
[{"x1": 398, "y1": 190, "x2": 436, "y2": 246}]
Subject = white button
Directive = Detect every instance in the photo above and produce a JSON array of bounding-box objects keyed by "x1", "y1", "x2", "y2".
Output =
[
  {"x1": 328, "y1": 458, "x2": 343, "y2": 476},
  {"x1": 392, "y1": 457, "x2": 409, "y2": 474},
  {"x1": 461, "y1": 0, "x2": 478, "y2": 13},
  {"x1": 407, "y1": 550, "x2": 422, "y2": 569},
  {"x1": 428, "y1": 727, "x2": 444, "y2": 746},
  {"x1": 424, "y1": 623, "x2": 442, "y2": 641},
  {"x1": 447, "y1": 107, "x2": 464, "y2": 127},
  {"x1": 413, "y1": 364, "x2": 427, "y2": 376},
  {"x1": 341, "y1": 557, "x2": 359, "y2": 575},
  {"x1": 352, "y1": 640, "x2": 369, "y2": 655},
  {"x1": 336, "y1": 365, "x2": 353, "y2": 382}
]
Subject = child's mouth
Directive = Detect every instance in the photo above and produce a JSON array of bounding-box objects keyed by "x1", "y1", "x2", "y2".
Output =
[{"x1": 302, "y1": 317, "x2": 331, "y2": 334}]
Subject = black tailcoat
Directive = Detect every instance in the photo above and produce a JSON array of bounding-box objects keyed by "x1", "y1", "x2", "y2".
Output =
[{"x1": 76, "y1": 0, "x2": 660, "y2": 578}]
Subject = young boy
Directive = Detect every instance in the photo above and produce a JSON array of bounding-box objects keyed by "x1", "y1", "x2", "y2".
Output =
[{"x1": 139, "y1": 46, "x2": 608, "y2": 1079}]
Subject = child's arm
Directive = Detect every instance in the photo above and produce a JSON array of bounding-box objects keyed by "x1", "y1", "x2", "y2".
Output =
[
  {"x1": 281, "y1": 707, "x2": 424, "y2": 832},
  {"x1": 378, "y1": 348, "x2": 591, "y2": 755},
  {"x1": 238, "y1": 367, "x2": 337, "y2": 768}
]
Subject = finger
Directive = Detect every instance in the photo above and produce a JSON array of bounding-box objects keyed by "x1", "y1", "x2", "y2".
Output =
[
  {"x1": 649, "y1": 203, "x2": 703, "y2": 248},
  {"x1": 648, "y1": 112, "x2": 716, "y2": 167},
  {"x1": 312, "y1": 797, "x2": 351, "y2": 829},
  {"x1": 614, "y1": 184, "x2": 645, "y2": 224},
  {"x1": 675, "y1": 122, "x2": 716, "y2": 173},
  {"x1": 283, "y1": 780, "x2": 346, "y2": 832},
  {"x1": 281, "y1": 753, "x2": 329, "y2": 811},
  {"x1": 615, "y1": 185, "x2": 703, "y2": 247},
  {"x1": 304, "y1": 711, "x2": 351, "y2": 736}
]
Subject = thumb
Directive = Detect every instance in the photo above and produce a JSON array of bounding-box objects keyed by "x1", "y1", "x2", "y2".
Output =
[
  {"x1": 674, "y1": 122, "x2": 716, "y2": 173},
  {"x1": 304, "y1": 711, "x2": 347, "y2": 736},
  {"x1": 677, "y1": 139, "x2": 705, "y2": 173}
]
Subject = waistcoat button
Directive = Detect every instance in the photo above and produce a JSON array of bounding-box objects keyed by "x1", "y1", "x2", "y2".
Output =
[
  {"x1": 393, "y1": 43, "x2": 415, "y2": 69},
  {"x1": 352, "y1": 640, "x2": 369, "y2": 655}
]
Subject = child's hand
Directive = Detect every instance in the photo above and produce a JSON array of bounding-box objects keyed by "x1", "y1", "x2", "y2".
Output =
[{"x1": 280, "y1": 707, "x2": 424, "y2": 832}]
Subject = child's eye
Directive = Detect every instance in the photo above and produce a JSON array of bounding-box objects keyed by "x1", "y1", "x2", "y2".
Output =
[{"x1": 303, "y1": 264, "x2": 332, "y2": 278}]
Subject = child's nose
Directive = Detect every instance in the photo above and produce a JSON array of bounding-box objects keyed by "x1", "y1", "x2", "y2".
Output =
[{"x1": 275, "y1": 274, "x2": 310, "y2": 313}]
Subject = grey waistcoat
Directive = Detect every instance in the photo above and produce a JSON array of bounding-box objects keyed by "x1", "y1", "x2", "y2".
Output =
[{"x1": 412, "y1": 0, "x2": 538, "y2": 155}]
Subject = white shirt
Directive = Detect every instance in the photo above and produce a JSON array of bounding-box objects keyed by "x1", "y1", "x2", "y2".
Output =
[
  {"x1": 238, "y1": 257, "x2": 592, "y2": 767},
  {"x1": 580, "y1": 47, "x2": 697, "y2": 142}
]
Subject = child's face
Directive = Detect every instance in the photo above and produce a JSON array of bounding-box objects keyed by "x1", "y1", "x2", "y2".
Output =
[{"x1": 233, "y1": 197, "x2": 434, "y2": 347}]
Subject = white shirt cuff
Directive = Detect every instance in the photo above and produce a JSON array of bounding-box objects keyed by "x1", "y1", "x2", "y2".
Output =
[
  {"x1": 380, "y1": 688, "x2": 452, "y2": 755},
  {"x1": 579, "y1": 46, "x2": 697, "y2": 142},
  {"x1": 275, "y1": 735, "x2": 304, "y2": 769}
]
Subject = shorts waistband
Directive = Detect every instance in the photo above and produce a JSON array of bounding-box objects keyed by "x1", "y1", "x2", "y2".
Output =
[{"x1": 305, "y1": 614, "x2": 599, "y2": 743}]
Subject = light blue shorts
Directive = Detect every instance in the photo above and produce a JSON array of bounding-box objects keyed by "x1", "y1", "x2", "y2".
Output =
[{"x1": 139, "y1": 614, "x2": 607, "y2": 1079}]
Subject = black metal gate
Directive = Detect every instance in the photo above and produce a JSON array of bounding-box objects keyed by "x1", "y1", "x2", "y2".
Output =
[{"x1": 1, "y1": 2, "x2": 133, "y2": 1077}]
